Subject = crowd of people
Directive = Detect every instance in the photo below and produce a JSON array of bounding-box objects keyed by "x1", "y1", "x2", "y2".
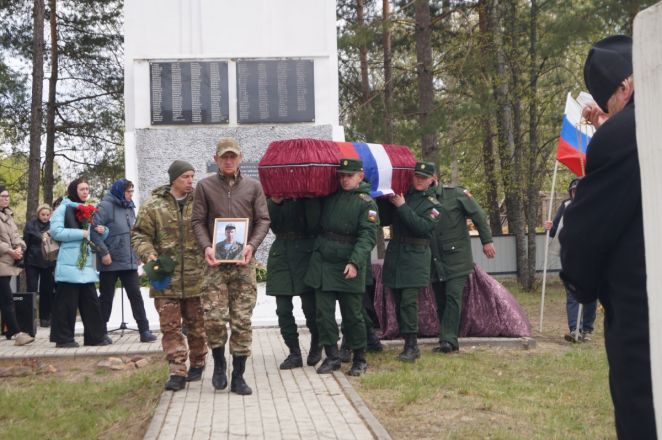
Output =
[{"x1": 0, "y1": 32, "x2": 652, "y2": 439}]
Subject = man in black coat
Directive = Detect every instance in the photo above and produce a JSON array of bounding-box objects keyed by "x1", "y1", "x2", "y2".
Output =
[{"x1": 559, "y1": 35, "x2": 656, "y2": 439}]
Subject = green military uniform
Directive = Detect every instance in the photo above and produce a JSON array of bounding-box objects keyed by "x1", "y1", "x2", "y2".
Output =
[
  {"x1": 215, "y1": 240, "x2": 244, "y2": 260},
  {"x1": 430, "y1": 185, "x2": 492, "y2": 351},
  {"x1": 267, "y1": 198, "x2": 321, "y2": 368},
  {"x1": 383, "y1": 184, "x2": 440, "y2": 335},
  {"x1": 304, "y1": 179, "x2": 378, "y2": 350}
]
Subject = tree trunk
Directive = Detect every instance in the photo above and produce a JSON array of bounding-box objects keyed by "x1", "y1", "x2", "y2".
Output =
[
  {"x1": 43, "y1": 0, "x2": 57, "y2": 206},
  {"x1": 357, "y1": 0, "x2": 370, "y2": 104},
  {"x1": 382, "y1": 0, "x2": 393, "y2": 143},
  {"x1": 491, "y1": 0, "x2": 527, "y2": 286},
  {"x1": 27, "y1": 0, "x2": 45, "y2": 221},
  {"x1": 525, "y1": 0, "x2": 539, "y2": 290},
  {"x1": 414, "y1": 0, "x2": 436, "y2": 161},
  {"x1": 478, "y1": 0, "x2": 502, "y2": 236}
]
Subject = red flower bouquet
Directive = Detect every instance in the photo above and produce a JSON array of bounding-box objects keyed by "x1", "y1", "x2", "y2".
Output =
[{"x1": 75, "y1": 204, "x2": 98, "y2": 269}]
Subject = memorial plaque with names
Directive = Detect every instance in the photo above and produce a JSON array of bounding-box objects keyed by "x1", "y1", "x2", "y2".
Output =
[
  {"x1": 150, "y1": 61, "x2": 229, "y2": 125},
  {"x1": 236, "y1": 59, "x2": 315, "y2": 124}
]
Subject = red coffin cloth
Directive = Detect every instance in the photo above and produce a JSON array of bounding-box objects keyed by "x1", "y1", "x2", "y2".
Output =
[{"x1": 258, "y1": 138, "x2": 416, "y2": 199}]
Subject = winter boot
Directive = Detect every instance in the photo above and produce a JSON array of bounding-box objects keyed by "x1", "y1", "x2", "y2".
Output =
[
  {"x1": 316, "y1": 345, "x2": 342, "y2": 374},
  {"x1": 347, "y1": 349, "x2": 368, "y2": 376},
  {"x1": 186, "y1": 365, "x2": 205, "y2": 382},
  {"x1": 398, "y1": 334, "x2": 420, "y2": 362},
  {"x1": 211, "y1": 346, "x2": 228, "y2": 390},
  {"x1": 164, "y1": 375, "x2": 186, "y2": 391},
  {"x1": 280, "y1": 340, "x2": 303, "y2": 369},
  {"x1": 339, "y1": 335, "x2": 352, "y2": 363},
  {"x1": 366, "y1": 326, "x2": 384, "y2": 352},
  {"x1": 307, "y1": 333, "x2": 322, "y2": 366},
  {"x1": 230, "y1": 356, "x2": 253, "y2": 395}
]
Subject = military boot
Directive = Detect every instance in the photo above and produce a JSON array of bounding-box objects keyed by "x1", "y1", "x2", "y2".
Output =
[
  {"x1": 366, "y1": 326, "x2": 384, "y2": 352},
  {"x1": 347, "y1": 349, "x2": 368, "y2": 376},
  {"x1": 211, "y1": 346, "x2": 228, "y2": 390},
  {"x1": 307, "y1": 333, "x2": 322, "y2": 366},
  {"x1": 339, "y1": 335, "x2": 352, "y2": 363},
  {"x1": 398, "y1": 333, "x2": 420, "y2": 362},
  {"x1": 316, "y1": 345, "x2": 342, "y2": 374},
  {"x1": 280, "y1": 340, "x2": 303, "y2": 369},
  {"x1": 230, "y1": 356, "x2": 253, "y2": 395}
]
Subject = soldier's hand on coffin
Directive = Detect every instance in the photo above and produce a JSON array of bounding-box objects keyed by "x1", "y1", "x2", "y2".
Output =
[
  {"x1": 204, "y1": 246, "x2": 222, "y2": 267},
  {"x1": 344, "y1": 263, "x2": 358, "y2": 279},
  {"x1": 271, "y1": 197, "x2": 283, "y2": 204},
  {"x1": 483, "y1": 242, "x2": 496, "y2": 259},
  {"x1": 389, "y1": 194, "x2": 405, "y2": 207},
  {"x1": 236, "y1": 244, "x2": 253, "y2": 266}
]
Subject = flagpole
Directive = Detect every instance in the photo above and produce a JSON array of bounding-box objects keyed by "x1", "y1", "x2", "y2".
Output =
[{"x1": 539, "y1": 159, "x2": 559, "y2": 333}]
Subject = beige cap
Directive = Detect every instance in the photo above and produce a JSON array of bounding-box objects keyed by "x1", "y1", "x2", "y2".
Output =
[{"x1": 216, "y1": 137, "x2": 241, "y2": 156}]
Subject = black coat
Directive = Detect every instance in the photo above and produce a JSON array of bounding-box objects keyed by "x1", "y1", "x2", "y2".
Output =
[
  {"x1": 22, "y1": 218, "x2": 54, "y2": 269},
  {"x1": 559, "y1": 100, "x2": 656, "y2": 439}
]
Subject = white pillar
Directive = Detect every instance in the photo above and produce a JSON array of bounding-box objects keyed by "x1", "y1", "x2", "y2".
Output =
[{"x1": 634, "y1": 2, "x2": 662, "y2": 436}]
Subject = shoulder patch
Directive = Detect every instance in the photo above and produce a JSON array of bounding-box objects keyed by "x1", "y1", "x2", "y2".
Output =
[
  {"x1": 358, "y1": 193, "x2": 372, "y2": 202},
  {"x1": 367, "y1": 209, "x2": 378, "y2": 223}
]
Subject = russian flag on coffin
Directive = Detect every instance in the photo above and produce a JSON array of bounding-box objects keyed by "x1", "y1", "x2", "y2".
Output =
[
  {"x1": 557, "y1": 93, "x2": 596, "y2": 176},
  {"x1": 258, "y1": 138, "x2": 416, "y2": 199}
]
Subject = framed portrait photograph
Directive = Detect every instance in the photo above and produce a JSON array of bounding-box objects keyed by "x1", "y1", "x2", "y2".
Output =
[{"x1": 212, "y1": 218, "x2": 249, "y2": 263}]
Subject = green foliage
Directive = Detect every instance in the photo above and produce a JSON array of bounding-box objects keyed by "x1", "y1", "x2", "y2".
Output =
[{"x1": 256, "y1": 264, "x2": 267, "y2": 283}]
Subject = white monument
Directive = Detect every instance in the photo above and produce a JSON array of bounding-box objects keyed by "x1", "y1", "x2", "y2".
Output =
[{"x1": 124, "y1": 0, "x2": 344, "y2": 207}]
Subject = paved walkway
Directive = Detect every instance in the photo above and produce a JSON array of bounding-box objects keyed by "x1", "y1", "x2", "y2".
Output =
[{"x1": 144, "y1": 329, "x2": 390, "y2": 440}]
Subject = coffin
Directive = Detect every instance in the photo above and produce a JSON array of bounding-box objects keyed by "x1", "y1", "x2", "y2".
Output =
[{"x1": 258, "y1": 138, "x2": 417, "y2": 198}]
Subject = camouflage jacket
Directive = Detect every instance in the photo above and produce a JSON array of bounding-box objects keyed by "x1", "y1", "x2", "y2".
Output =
[{"x1": 131, "y1": 185, "x2": 204, "y2": 298}]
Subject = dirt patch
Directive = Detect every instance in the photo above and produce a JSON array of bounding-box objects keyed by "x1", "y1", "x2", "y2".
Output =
[{"x1": 0, "y1": 353, "x2": 166, "y2": 383}]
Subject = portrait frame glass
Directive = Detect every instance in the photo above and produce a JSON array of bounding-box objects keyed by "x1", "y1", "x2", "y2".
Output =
[{"x1": 212, "y1": 217, "x2": 249, "y2": 263}]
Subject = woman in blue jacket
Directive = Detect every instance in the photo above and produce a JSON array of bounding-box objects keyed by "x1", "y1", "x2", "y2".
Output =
[{"x1": 50, "y1": 177, "x2": 112, "y2": 348}]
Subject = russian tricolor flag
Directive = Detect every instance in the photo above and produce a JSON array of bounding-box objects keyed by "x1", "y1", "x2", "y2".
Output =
[
  {"x1": 336, "y1": 142, "x2": 400, "y2": 197},
  {"x1": 557, "y1": 93, "x2": 595, "y2": 176}
]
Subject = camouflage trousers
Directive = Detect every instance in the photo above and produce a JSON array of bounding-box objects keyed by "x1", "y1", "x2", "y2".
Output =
[
  {"x1": 201, "y1": 261, "x2": 257, "y2": 356},
  {"x1": 154, "y1": 297, "x2": 208, "y2": 377}
]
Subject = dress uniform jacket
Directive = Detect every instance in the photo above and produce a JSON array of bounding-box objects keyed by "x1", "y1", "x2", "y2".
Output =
[
  {"x1": 559, "y1": 100, "x2": 655, "y2": 439},
  {"x1": 267, "y1": 198, "x2": 320, "y2": 296},
  {"x1": 304, "y1": 182, "x2": 378, "y2": 293},
  {"x1": 382, "y1": 187, "x2": 439, "y2": 288},
  {"x1": 430, "y1": 186, "x2": 492, "y2": 282}
]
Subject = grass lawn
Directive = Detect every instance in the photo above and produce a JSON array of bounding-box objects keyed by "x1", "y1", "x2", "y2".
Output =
[
  {"x1": 0, "y1": 355, "x2": 168, "y2": 440},
  {"x1": 353, "y1": 277, "x2": 616, "y2": 440}
]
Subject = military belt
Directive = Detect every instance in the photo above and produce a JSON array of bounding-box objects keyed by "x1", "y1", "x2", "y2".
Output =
[
  {"x1": 275, "y1": 232, "x2": 307, "y2": 240},
  {"x1": 323, "y1": 231, "x2": 358, "y2": 244},
  {"x1": 395, "y1": 236, "x2": 430, "y2": 246}
]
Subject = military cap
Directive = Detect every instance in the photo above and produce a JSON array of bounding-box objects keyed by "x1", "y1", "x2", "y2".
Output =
[
  {"x1": 414, "y1": 161, "x2": 436, "y2": 177},
  {"x1": 225, "y1": 223, "x2": 236, "y2": 230},
  {"x1": 216, "y1": 137, "x2": 241, "y2": 156},
  {"x1": 583, "y1": 35, "x2": 632, "y2": 113},
  {"x1": 337, "y1": 158, "x2": 364, "y2": 174},
  {"x1": 144, "y1": 255, "x2": 176, "y2": 281}
]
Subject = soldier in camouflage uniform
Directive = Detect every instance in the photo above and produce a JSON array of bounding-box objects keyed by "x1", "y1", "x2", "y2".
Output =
[
  {"x1": 214, "y1": 224, "x2": 244, "y2": 260},
  {"x1": 191, "y1": 138, "x2": 270, "y2": 396},
  {"x1": 131, "y1": 160, "x2": 208, "y2": 392},
  {"x1": 382, "y1": 161, "x2": 440, "y2": 362},
  {"x1": 267, "y1": 197, "x2": 321, "y2": 369},
  {"x1": 304, "y1": 158, "x2": 379, "y2": 377},
  {"x1": 430, "y1": 178, "x2": 496, "y2": 353}
]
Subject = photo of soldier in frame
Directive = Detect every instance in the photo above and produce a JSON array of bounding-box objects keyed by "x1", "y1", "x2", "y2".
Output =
[{"x1": 212, "y1": 218, "x2": 249, "y2": 263}]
